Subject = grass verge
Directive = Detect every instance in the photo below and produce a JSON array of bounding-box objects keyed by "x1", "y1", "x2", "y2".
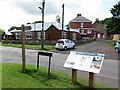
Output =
[
  {"x1": 1, "y1": 63, "x2": 113, "y2": 89},
  {"x1": 106, "y1": 40, "x2": 114, "y2": 47},
  {"x1": 1, "y1": 43, "x2": 55, "y2": 51}
]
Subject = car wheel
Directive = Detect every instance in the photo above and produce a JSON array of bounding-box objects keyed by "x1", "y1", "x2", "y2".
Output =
[
  {"x1": 73, "y1": 45, "x2": 75, "y2": 49},
  {"x1": 64, "y1": 46, "x2": 67, "y2": 51},
  {"x1": 115, "y1": 48, "x2": 119, "y2": 53}
]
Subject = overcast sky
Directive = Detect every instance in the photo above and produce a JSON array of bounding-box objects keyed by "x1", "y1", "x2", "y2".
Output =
[{"x1": 0, "y1": 0, "x2": 119, "y2": 31}]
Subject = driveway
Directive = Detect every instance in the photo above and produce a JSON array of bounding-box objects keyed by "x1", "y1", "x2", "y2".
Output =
[{"x1": 52, "y1": 40, "x2": 119, "y2": 60}]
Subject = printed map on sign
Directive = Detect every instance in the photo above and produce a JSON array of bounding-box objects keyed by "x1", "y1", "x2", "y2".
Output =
[{"x1": 63, "y1": 51, "x2": 105, "y2": 73}]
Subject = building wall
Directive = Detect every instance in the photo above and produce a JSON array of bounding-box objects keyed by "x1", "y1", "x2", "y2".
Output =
[
  {"x1": 69, "y1": 22, "x2": 92, "y2": 29},
  {"x1": 45, "y1": 26, "x2": 62, "y2": 40}
]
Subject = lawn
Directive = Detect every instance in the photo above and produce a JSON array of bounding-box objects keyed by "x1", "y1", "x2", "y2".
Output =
[
  {"x1": 1, "y1": 43, "x2": 55, "y2": 51},
  {"x1": 1, "y1": 63, "x2": 113, "y2": 89}
]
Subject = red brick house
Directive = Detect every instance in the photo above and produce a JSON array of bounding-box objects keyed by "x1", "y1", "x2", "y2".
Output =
[
  {"x1": 69, "y1": 14, "x2": 94, "y2": 39},
  {"x1": 10, "y1": 22, "x2": 80, "y2": 41}
]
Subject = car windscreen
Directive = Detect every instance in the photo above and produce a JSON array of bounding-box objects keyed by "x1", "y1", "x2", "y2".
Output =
[{"x1": 56, "y1": 40, "x2": 64, "y2": 43}]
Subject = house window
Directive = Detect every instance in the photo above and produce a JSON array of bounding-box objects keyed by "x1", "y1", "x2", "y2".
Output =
[
  {"x1": 38, "y1": 32, "x2": 45, "y2": 39},
  {"x1": 73, "y1": 33, "x2": 76, "y2": 40},
  {"x1": 62, "y1": 31, "x2": 66, "y2": 39},
  {"x1": 16, "y1": 32, "x2": 20, "y2": 39},
  {"x1": 25, "y1": 32, "x2": 32, "y2": 39},
  {"x1": 81, "y1": 29, "x2": 84, "y2": 33},
  {"x1": 87, "y1": 29, "x2": 92, "y2": 34},
  {"x1": 81, "y1": 22, "x2": 84, "y2": 28}
]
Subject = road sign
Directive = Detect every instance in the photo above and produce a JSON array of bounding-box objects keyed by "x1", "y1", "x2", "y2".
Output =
[{"x1": 16, "y1": 26, "x2": 31, "y2": 30}]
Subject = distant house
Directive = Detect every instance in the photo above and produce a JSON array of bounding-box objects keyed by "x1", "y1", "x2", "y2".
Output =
[
  {"x1": 69, "y1": 14, "x2": 94, "y2": 39},
  {"x1": 3, "y1": 31, "x2": 14, "y2": 40},
  {"x1": 92, "y1": 19, "x2": 107, "y2": 39},
  {"x1": 10, "y1": 22, "x2": 80, "y2": 41}
]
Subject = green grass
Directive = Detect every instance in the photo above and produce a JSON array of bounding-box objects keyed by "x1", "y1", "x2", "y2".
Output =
[
  {"x1": 0, "y1": 63, "x2": 2, "y2": 89},
  {"x1": 106, "y1": 40, "x2": 115, "y2": 47},
  {"x1": 1, "y1": 63, "x2": 113, "y2": 89},
  {"x1": 1, "y1": 43, "x2": 55, "y2": 51}
]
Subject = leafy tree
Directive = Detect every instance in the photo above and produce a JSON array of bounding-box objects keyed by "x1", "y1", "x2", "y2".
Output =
[
  {"x1": 0, "y1": 28, "x2": 4, "y2": 34},
  {"x1": 56, "y1": 15, "x2": 61, "y2": 23},
  {"x1": 8, "y1": 26, "x2": 16, "y2": 32},
  {"x1": 102, "y1": 2, "x2": 120, "y2": 34},
  {"x1": 110, "y1": 1, "x2": 120, "y2": 34}
]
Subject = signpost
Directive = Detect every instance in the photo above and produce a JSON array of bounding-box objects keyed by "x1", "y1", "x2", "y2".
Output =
[
  {"x1": 64, "y1": 51, "x2": 105, "y2": 88},
  {"x1": 37, "y1": 51, "x2": 53, "y2": 76},
  {"x1": 16, "y1": 24, "x2": 31, "y2": 72}
]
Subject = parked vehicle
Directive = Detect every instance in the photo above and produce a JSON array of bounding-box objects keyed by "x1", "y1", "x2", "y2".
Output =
[
  {"x1": 115, "y1": 40, "x2": 120, "y2": 53},
  {"x1": 55, "y1": 39, "x2": 75, "y2": 50}
]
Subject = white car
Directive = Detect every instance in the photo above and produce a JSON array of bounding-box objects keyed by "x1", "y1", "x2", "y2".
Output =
[{"x1": 55, "y1": 39, "x2": 75, "y2": 50}]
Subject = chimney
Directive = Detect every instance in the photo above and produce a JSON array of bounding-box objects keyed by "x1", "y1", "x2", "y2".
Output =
[{"x1": 77, "y1": 14, "x2": 81, "y2": 17}]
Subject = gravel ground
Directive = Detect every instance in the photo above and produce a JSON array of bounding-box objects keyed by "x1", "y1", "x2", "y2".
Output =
[{"x1": 52, "y1": 40, "x2": 119, "y2": 60}]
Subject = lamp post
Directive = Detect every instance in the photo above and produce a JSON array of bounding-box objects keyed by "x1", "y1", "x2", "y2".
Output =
[{"x1": 38, "y1": 0, "x2": 45, "y2": 49}]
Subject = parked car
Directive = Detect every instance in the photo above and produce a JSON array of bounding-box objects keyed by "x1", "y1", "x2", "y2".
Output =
[
  {"x1": 115, "y1": 40, "x2": 120, "y2": 53},
  {"x1": 55, "y1": 39, "x2": 75, "y2": 50}
]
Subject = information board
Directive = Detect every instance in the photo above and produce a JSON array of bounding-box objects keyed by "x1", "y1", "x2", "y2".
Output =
[{"x1": 64, "y1": 51, "x2": 105, "y2": 74}]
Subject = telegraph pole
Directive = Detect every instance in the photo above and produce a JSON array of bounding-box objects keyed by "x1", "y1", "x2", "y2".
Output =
[
  {"x1": 62, "y1": 4, "x2": 64, "y2": 39},
  {"x1": 39, "y1": 0, "x2": 45, "y2": 49}
]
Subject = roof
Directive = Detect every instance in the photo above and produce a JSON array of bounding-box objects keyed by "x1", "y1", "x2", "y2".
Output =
[
  {"x1": 29, "y1": 22, "x2": 68, "y2": 31},
  {"x1": 10, "y1": 29, "x2": 21, "y2": 33},
  {"x1": 70, "y1": 15, "x2": 92, "y2": 22},
  {"x1": 5, "y1": 32, "x2": 12, "y2": 35},
  {"x1": 92, "y1": 21, "x2": 107, "y2": 33}
]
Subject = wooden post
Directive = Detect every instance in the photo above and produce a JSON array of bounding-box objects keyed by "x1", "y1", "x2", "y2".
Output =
[
  {"x1": 72, "y1": 69, "x2": 77, "y2": 84},
  {"x1": 37, "y1": 53, "x2": 39, "y2": 71},
  {"x1": 89, "y1": 72, "x2": 94, "y2": 88},
  {"x1": 48, "y1": 56, "x2": 51, "y2": 76},
  {"x1": 21, "y1": 24, "x2": 26, "y2": 72}
]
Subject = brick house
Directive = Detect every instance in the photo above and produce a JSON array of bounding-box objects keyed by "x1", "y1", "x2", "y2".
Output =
[
  {"x1": 69, "y1": 14, "x2": 94, "y2": 39},
  {"x1": 92, "y1": 19, "x2": 107, "y2": 39},
  {"x1": 10, "y1": 22, "x2": 80, "y2": 41}
]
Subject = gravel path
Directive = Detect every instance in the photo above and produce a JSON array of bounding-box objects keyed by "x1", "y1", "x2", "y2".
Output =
[{"x1": 52, "y1": 40, "x2": 119, "y2": 60}]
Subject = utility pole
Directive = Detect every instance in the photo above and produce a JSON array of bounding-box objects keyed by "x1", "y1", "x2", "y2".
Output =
[
  {"x1": 39, "y1": 0, "x2": 45, "y2": 49},
  {"x1": 62, "y1": 4, "x2": 64, "y2": 39}
]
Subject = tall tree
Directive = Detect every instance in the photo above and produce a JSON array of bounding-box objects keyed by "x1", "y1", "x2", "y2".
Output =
[
  {"x1": 102, "y1": 2, "x2": 120, "y2": 34},
  {"x1": 110, "y1": 1, "x2": 120, "y2": 34}
]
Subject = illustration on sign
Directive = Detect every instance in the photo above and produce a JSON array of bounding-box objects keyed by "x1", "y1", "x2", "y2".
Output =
[{"x1": 63, "y1": 51, "x2": 105, "y2": 73}]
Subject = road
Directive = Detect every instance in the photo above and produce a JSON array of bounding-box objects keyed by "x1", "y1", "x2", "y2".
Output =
[{"x1": 0, "y1": 45, "x2": 119, "y2": 88}]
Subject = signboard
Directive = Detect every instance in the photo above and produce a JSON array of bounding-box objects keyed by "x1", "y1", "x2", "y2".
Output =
[{"x1": 64, "y1": 51, "x2": 105, "y2": 74}]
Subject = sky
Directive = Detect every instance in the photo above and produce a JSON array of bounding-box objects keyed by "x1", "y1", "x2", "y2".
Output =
[{"x1": 0, "y1": 0, "x2": 119, "y2": 32}]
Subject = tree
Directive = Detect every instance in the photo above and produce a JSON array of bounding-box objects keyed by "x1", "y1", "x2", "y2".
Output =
[
  {"x1": 0, "y1": 28, "x2": 4, "y2": 34},
  {"x1": 110, "y1": 1, "x2": 120, "y2": 34},
  {"x1": 8, "y1": 26, "x2": 16, "y2": 32},
  {"x1": 102, "y1": 2, "x2": 120, "y2": 34},
  {"x1": 56, "y1": 15, "x2": 61, "y2": 23}
]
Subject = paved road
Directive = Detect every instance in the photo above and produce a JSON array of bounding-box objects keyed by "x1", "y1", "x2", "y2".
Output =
[
  {"x1": 1, "y1": 46, "x2": 119, "y2": 88},
  {"x1": 52, "y1": 40, "x2": 119, "y2": 60}
]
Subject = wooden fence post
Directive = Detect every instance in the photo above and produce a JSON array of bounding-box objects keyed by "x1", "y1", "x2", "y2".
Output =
[
  {"x1": 89, "y1": 72, "x2": 94, "y2": 88},
  {"x1": 72, "y1": 69, "x2": 77, "y2": 84}
]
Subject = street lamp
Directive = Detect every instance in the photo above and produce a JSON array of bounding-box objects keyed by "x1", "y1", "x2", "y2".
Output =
[{"x1": 38, "y1": 0, "x2": 45, "y2": 49}]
